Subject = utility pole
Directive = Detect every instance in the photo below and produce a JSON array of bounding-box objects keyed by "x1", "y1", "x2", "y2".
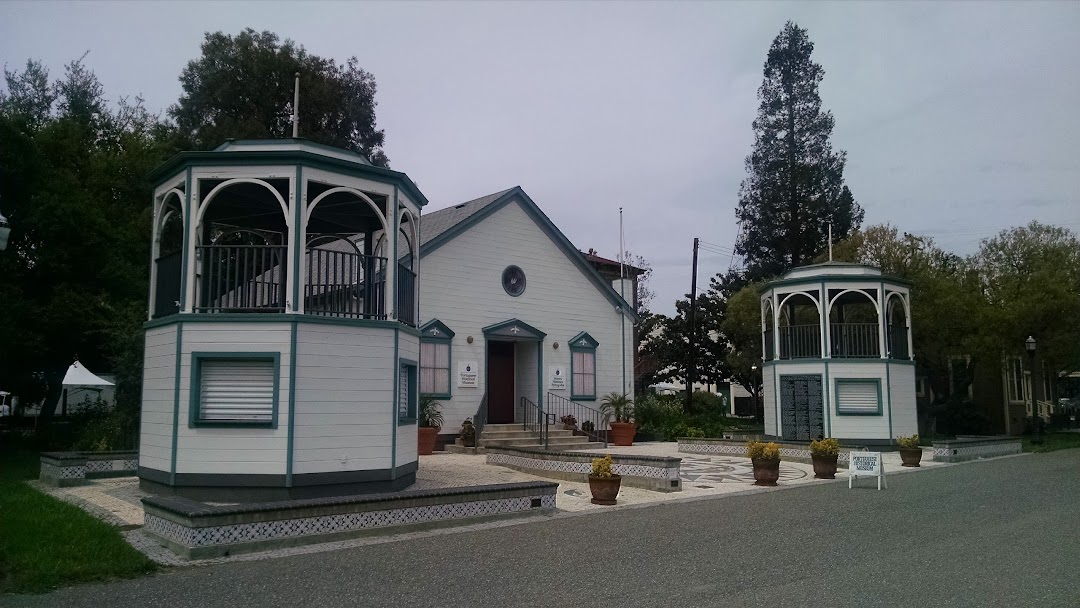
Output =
[{"x1": 686, "y1": 237, "x2": 699, "y2": 412}]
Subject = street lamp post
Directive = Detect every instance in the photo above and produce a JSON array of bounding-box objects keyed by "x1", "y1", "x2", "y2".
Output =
[{"x1": 1025, "y1": 336, "x2": 1042, "y2": 444}]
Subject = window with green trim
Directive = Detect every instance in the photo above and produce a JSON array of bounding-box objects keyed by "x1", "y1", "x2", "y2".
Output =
[
  {"x1": 399, "y1": 361, "x2": 417, "y2": 422},
  {"x1": 420, "y1": 341, "x2": 450, "y2": 397},
  {"x1": 570, "y1": 333, "x2": 598, "y2": 400},
  {"x1": 835, "y1": 379, "x2": 881, "y2": 415},
  {"x1": 191, "y1": 353, "x2": 279, "y2": 427}
]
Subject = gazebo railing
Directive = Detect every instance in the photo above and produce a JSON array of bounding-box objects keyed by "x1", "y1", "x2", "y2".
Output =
[
  {"x1": 830, "y1": 323, "x2": 880, "y2": 358},
  {"x1": 397, "y1": 264, "x2": 417, "y2": 327},
  {"x1": 304, "y1": 248, "x2": 386, "y2": 319},
  {"x1": 887, "y1": 324, "x2": 910, "y2": 360},
  {"x1": 778, "y1": 324, "x2": 821, "y2": 359},
  {"x1": 153, "y1": 250, "x2": 183, "y2": 318},
  {"x1": 195, "y1": 245, "x2": 287, "y2": 313}
]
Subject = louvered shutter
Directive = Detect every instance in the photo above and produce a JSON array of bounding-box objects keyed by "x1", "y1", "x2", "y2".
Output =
[
  {"x1": 836, "y1": 380, "x2": 880, "y2": 414},
  {"x1": 199, "y1": 360, "x2": 275, "y2": 422}
]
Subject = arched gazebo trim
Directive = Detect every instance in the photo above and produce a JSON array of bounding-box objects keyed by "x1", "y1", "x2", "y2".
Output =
[{"x1": 197, "y1": 178, "x2": 290, "y2": 228}]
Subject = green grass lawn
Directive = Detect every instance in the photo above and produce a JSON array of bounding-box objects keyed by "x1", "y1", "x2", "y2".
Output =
[
  {"x1": 1023, "y1": 432, "x2": 1080, "y2": 453},
  {"x1": 0, "y1": 450, "x2": 157, "y2": 595}
]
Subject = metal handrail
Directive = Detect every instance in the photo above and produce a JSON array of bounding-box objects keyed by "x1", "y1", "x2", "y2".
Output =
[
  {"x1": 521, "y1": 396, "x2": 550, "y2": 448},
  {"x1": 830, "y1": 323, "x2": 880, "y2": 358},
  {"x1": 195, "y1": 245, "x2": 287, "y2": 313},
  {"x1": 472, "y1": 393, "x2": 488, "y2": 438},
  {"x1": 546, "y1": 392, "x2": 608, "y2": 447},
  {"x1": 778, "y1": 324, "x2": 821, "y2": 359}
]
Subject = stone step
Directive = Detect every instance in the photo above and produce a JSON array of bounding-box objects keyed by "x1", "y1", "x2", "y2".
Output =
[{"x1": 479, "y1": 429, "x2": 574, "y2": 440}]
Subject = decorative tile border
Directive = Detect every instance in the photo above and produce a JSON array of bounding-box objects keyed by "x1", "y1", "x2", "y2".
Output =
[
  {"x1": 485, "y1": 447, "x2": 681, "y2": 492},
  {"x1": 39, "y1": 451, "x2": 139, "y2": 486},
  {"x1": 142, "y1": 481, "x2": 558, "y2": 559},
  {"x1": 932, "y1": 437, "x2": 1022, "y2": 463}
]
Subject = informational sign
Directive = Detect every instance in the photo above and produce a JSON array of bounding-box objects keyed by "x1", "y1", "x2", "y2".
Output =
[
  {"x1": 549, "y1": 366, "x2": 567, "y2": 390},
  {"x1": 458, "y1": 361, "x2": 478, "y2": 388},
  {"x1": 848, "y1": 451, "x2": 887, "y2": 490}
]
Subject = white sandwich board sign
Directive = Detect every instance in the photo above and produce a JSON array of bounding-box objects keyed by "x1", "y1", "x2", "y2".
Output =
[{"x1": 848, "y1": 451, "x2": 887, "y2": 490}]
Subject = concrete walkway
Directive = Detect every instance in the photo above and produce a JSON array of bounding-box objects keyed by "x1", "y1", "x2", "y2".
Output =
[
  {"x1": 8, "y1": 449, "x2": 1071, "y2": 608},
  {"x1": 32, "y1": 442, "x2": 946, "y2": 566}
]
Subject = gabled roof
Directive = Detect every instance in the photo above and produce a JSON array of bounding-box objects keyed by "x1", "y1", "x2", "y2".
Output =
[
  {"x1": 419, "y1": 188, "x2": 514, "y2": 246},
  {"x1": 419, "y1": 187, "x2": 638, "y2": 322}
]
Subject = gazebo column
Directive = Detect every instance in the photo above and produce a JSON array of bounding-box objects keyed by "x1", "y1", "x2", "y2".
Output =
[
  {"x1": 285, "y1": 170, "x2": 306, "y2": 314},
  {"x1": 877, "y1": 285, "x2": 887, "y2": 359},
  {"x1": 182, "y1": 176, "x2": 199, "y2": 314},
  {"x1": 772, "y1": 292, "x2": 780, "y2": 359},
  {"x1": 384, "y1": 196, "x2": 397, "y2": 320},
  {"x1": 818, "y1": 288, "x2": 827, "y2": 359}
]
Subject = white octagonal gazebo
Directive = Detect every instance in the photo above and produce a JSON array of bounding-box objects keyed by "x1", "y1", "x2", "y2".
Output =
[
  {"x1": 139, "y1": 139, "x2": 426, "y2": 501},
  {"x1": 760, "y1": 262, "x2": 916, "y2": 445}
]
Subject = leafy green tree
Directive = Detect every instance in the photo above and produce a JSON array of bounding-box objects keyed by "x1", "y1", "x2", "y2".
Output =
[
  {"x1": 0, "y1": 58, "x2": 172, "y2": 434},
  {"x1": 170, "y1": 29, "x2": 389, "y2": 166},
  {"x1": 734, "y1": 21, "x2": 863, "y2": 282},
  {"x1": 719, "y1": 284, "x2": 764, "y2": 407},
  {"x1": 974, "y1": 222, "x2": 1080, "y2": 378},
  {"x1": 642, "y1": 292, "x2": 727, "y2": 403},
  {"x1": 829, "y1": 224, "x2": 987, "y2": 433}
]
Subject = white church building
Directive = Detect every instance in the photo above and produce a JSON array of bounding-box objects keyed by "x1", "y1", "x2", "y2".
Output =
[{"x1": 416, "y1": 187, "x2": 637, "y2": 447}]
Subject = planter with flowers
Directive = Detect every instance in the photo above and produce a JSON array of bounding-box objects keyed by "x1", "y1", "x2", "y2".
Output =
[
  {"x1": 417, "y1": 396, "x2": 444, "y2": 455},
  {"x1": 809, "y1": 438, "x2": 840, "y2": 479},
  {"x1": 601, "y1": 393, "x2": 635, "y2": 446},
  {"x1": 746, "y1": 440, "x2": 781, "y2": 486},
  {"x1": 897, "y1": 434, "x2": 922, "y2": 467},
  {"x1": 588, "y1": 454, "x2": 621, "y2": 505}
]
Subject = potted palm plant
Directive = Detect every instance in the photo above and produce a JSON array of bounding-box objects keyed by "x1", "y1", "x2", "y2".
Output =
[
  {"x1": 897, "y1": 434, "x2": 922, "y2": 467},
  {"x1": 418, "y1": 396, "x2": 444, "y2": 455},
  {"x1": 601, "y1": 392, "x2": 635, "y2": 446},
  {"x1": 809, "y1": 437, "x2": 840, "y2": 479},
  {"x1": 747, "y1": 440, "x2": 781, "y2": 486},
  {"x1": 588, "y1": 454, "x2": 621, "y2": 505}
]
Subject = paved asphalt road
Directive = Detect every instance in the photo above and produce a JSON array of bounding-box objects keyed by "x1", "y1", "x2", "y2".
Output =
[{"x1": 5, "y1": 450, "x2": 1079, "y2": 608}]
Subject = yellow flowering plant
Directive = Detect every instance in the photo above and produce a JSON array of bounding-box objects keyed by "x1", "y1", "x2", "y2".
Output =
[
  {"x1": 746, "y1": 440, "x2": 780, "y2": 461},
  {"x1": 809, "y1": 438, "x2": 841, "y2": 457},
  {"x1": 896, "y1": 434, "x2": 920, "y2": 449},
  {"x1": 591, "y1": 454, "x2": 615, "y2": 478}
]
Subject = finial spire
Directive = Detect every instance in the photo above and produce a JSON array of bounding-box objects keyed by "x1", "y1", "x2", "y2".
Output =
[
  {"x1": 292, "y1": 72, "x2": 300, "y2": 138},
  {"x1": 828, "y1": 222, "x2": 833, "y2": 261}
]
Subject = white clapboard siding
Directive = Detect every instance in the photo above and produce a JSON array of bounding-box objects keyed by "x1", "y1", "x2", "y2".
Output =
[
  {"x1": 198, "y1": 360, "x2": 275, "y2": 422},
  {"x1": 836, "y1": 380, "x2": 879, "y2": 414}
]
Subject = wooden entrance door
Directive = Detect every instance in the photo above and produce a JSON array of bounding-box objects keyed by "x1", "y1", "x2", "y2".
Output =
[
  {"x1": 779, "y1": 375, "x2": 824, "y2": 441},
  {"x1": 487, "y1": 341, "x2": 516, "y2": 424}
]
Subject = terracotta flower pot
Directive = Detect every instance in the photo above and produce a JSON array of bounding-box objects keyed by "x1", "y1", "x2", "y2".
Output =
[
  {"x1": 751, "y1": 457, "x2": 780, "y2": 486},
  {"x1": 812, "y1": 454, "x2": 838, "y2": 479},
  {"x1": 588, "y1": 474, "x2": 622, "y2": 505},
  {"x1": 610, "y1": 422, "x2": 636, "y2": 446},
  {"x1": 899, "y1": 447, "x2": 922, "y2": 467},
  {"x1": 418, "y1": 426, "x2": 440, "y2": 455}
]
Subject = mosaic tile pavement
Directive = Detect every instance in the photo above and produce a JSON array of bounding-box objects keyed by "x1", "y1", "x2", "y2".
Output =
[{"x1": 677, "y1": 455, "x2": 808, "y2": 486}]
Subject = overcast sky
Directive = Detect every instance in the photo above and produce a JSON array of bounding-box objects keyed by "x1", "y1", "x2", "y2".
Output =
[{"x1": 2, "y1": 1, "x2": 1078, "y2": 315}]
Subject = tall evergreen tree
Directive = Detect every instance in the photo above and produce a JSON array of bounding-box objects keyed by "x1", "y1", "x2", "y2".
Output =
[{"x1": 735, "y1": 21, "x2": 863, "y2": 282}]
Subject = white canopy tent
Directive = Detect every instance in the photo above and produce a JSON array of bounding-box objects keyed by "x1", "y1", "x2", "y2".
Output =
[
  {"x1": 63, "y1": 361, "x2": 114, "y2": 387},
  {"x1": 56, "y1": 361, "x2": 115, "y2": 416}
]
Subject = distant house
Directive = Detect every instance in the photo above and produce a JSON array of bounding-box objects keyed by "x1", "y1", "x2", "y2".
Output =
[
  {"x1": 919, "y1": 355, "x2": 1065, "y2": 436},
  {"x1": 416, "y1": 187, "x2": 637, "y2": 446}
]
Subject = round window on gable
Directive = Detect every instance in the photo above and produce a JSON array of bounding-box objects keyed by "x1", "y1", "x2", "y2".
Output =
[{"x1": 502, "y1": 265, "x2": 526, "y2": 297}]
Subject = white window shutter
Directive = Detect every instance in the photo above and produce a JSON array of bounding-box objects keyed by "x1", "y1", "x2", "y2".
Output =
[
  {"x1": 836, "y1": 381, "x2": 879, "y2": 414},
  {"x1": 200, "y1": 360, "x2": 275, "y2": 422}
]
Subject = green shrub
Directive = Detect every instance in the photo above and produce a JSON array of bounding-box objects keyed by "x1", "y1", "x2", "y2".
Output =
[
  {"x1": 591, "y1": 454, "x2": 614, "y2": 477},
  {"x1": 71, "y1": 397, "x2": 138, "y2": 452}
]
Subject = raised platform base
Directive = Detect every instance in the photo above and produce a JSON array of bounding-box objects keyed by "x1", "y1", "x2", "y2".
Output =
[
  {"x1": 142, "y1": 481, "x2": 558, "y2": 559},
  {"x1": 40, "y1": 451, "x2": 139, "y2": 487},
  {"x1": 486, "y1": 446, "x2": 682, "y2": 492},
  {"x1": 138, "y1": 462, "x2": 419, "y2": 502}
]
